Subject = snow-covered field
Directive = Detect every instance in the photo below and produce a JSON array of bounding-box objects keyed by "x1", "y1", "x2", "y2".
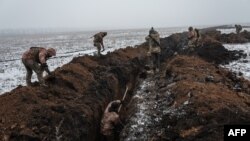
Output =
[
  {"x1": 223, "y1": 43, "x2": 250, "y2": 80},
  {"x1": 0, "y1": 27, "x2": 186, "y2": 94}
]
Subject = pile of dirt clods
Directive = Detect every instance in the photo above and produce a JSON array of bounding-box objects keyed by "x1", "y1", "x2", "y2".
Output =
[{"x1": 0, "y1": 29, "x2": 250, "y2": 141}]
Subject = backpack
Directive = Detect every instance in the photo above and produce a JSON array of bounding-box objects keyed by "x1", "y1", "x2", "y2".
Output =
[
  {"x1": 195, "y1": 29, "x2": 200, "y2": 38},
  {"x1": 29, "y1": 47, "x2": 43, "y2": 62}
]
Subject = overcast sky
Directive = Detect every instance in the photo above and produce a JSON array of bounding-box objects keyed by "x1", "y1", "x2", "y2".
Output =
[{"x1": 0, "y1": 0, "x2": 249, "y2": 30}]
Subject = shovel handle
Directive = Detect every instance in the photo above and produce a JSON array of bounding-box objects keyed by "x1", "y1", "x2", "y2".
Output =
[{"x1": 118, "y1": 86, "x2": 129, "y2": 113}]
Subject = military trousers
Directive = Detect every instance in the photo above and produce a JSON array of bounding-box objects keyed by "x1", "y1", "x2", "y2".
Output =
[
  {"x1": 94, "y1": 42, "x2": 102, "y2": 56},
  {"x1": 22, "y1": 59, "x2": 45, "y2": 86},
  {"x1": 151, "y1": 53, "x2": 160, "y2": 71}
]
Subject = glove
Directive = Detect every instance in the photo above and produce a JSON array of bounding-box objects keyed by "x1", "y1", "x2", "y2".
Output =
[
  {"x1": 46, "y1": 69, "x2": 52, "y2": 75},
  {"x1": 41, "y1": 63, "x2": 48, "y2": 69},
  {"x1": 41, "y1": 63, "x2": 51, "y2": 75},
  {"x1": 120, "y1": 100, "x2": 125, "y2": 105}
]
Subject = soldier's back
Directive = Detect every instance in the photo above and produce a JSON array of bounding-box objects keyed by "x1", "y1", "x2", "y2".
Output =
[
  {"x1": 93, "y1": 33, "x2": 103, "y2": 43},
  {"x1": 101, "y1": 112, "x2": 119, "y2": 136},
  {"x1": 22, "y1": 47, "x2": 45, "y2": 62}
]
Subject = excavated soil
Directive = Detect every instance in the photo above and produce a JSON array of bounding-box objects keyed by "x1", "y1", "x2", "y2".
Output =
[
  {"x1": 121, "y1": 55, "x2": 250, "y2": 141},
  {"x1": 0, "y1": 29, "x2": 250, "y2": 141}
]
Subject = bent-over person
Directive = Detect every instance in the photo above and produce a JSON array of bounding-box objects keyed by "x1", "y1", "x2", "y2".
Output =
[
  {"x1": 93, "y1": 32, "x2": 107, "y2": 56},
  {"x1": 22, "y1": 47, "x2": 56, "y2": 86}
]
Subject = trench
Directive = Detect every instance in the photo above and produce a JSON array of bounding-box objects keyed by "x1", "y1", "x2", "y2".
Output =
[
  {"x1": 117, "y1": 66, "x2": 182, "y2": 141},
  {"x1": 101, "y1": 32, "x2": 250, "y2": 140},
  {"x1": 93, "y1": 63, "x2": 174, "y2": 141},
  {"x1": 120, "y1": 73, "x2": 167, "y2": 140},
  {"x1": 1, "y1": 30, "x2": 250, "y2": 141}
]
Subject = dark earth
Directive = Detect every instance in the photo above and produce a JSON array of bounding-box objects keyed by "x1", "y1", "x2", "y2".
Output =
[{"x1": 0, "y1": 28, "x2": 250, "y2": 141}]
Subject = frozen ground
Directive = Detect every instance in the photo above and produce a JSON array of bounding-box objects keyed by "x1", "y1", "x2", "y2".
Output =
[
  {"x1": 122, "y1": 79, "x2": 160, "y2": 140},
  {"x1": 0, "y1": 27, "x2": 187, "y2": 94},
  {"x1": 121, "y1": 74, "x2": 186, "y2": 140},
  {"x1": 222, "y1": 43, "x2": 250, "y2": 80}
]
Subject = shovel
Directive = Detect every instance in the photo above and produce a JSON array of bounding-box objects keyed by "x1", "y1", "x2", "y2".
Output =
[{"x1": 118, "y1": 86, "x2": 129, "y2": 113}]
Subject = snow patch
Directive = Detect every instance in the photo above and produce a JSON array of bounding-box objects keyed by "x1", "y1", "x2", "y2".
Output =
[{"x1": 223, "y1": 43, "x2": 250, "y2": 80}]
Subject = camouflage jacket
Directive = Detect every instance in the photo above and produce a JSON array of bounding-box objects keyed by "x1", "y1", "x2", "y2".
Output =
[
  {"x1": 22, "y1": 47, "x2": 48, "y2": 64},
  {"x1": 93, "y1": 32, "x2": 106, "y2": 46},
  {"x1": 146, "y1": 32, "x2": 161, "y2": 53},
  {"x1": 188, "y1": 30, "x2": 197, "y2": 41}
]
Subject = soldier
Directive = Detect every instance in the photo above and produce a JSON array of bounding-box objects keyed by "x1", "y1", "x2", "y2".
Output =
[
  {"x1": 235, "y1": 24, "x2": 242, "y2": 34},
  {"x1": 93, "y1": 32, "x2": 107, "y2": 56},
  {"x1": 145, "y1": 27, "x2": 161, "y2": 73},
  {"x1": 101, "y1": 100, "x2": 122, "y2": 141},
  {"x1": 187, "y1": 26, "x2": 199, "y2": 48},
  {"x1": 22, "y1": 47, "x2": 56, "y2": 86}
]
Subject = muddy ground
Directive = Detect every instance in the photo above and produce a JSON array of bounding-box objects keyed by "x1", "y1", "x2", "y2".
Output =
[{"x1": 0, "y1": 29, "x2": 250, "y2": 141}]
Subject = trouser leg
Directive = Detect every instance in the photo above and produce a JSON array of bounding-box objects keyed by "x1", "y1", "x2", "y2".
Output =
[
  {"x1": 188, "y1": 40, "x2": 192, "y2": 47},
  {"x1": 22, "y1": 60, "x2": 33, "y2": 86},
  {"x1": 32, "y1": 63, "x2": 45, "y2": 85},
  {"x1": 98, "y1": 47, "x2": 101, "y2": 56},
  {"x1": 94, "y1": 43, "x2": 101, "y2": 56},
  {"x1": 26, "y1": 68, "x2": 33, "y2": 86},
  {"x1": 188, "y1": 39, "x2": 196, "y2": 48},
  {"x1": 151, "y1": 53, "x2": 160, "y2": 72},
  {"x1": 148, "y1": 54, "x2": 153, "y2": 70},
  {"x1": 37, "y1": 72, "x2": 44, "y2": 85}
]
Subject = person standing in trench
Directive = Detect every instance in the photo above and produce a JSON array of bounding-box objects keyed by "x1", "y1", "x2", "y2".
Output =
[
  {"x1": 145, "y1": 27, "x2": 161, "y2": 73},
  {"x1": 100, "y1": 100, "x2": 124, "y2": 141}
]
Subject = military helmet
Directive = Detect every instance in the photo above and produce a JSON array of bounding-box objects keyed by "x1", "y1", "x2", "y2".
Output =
[
  {"x1": 47, "y1": 48, "x2": 56, "y2": 57},
  {"x1": 188, "y1": 26, "x2": 193, "y2": 31},
  {"x1": 149, "y1": 27, "x2": 156, "y2": 34},
  {"x1": 102, "y1": 32, "x2": 107, "y2": 37}
]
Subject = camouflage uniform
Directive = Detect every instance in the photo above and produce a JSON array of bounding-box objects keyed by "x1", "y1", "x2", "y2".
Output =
[
  {"x1": 146, "y1": 28, "x2": 161, "y2": 72},
  {"x1": 21, "y1": 47, "x2": 56, "y2": 86},
  {"x1": 235, "y1": 24, "x2": 242, "y2": 34},
  {"x1": 101, "y1": 100, "x2": 121, "y2": 141},
  {"x1": 93, "y1": 32, "x2": 107, "y2": 56},
  {"x1": 188, "y1": 27, "x2": 198, "y2": 48}
]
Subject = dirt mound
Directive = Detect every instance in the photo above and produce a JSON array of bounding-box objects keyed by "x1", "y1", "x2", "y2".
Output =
[
  {"x1": 121, "y1": 56, "x2": 250, "y2": 140},
  {"x1": 205, "y1": 30, "x2": 250, "y2": 43},
  {"x1": 160, "y1": 56, "x2": 250, "y2": 141},
  {"x1": 196, "y1": 39, "x2": 245, "y2": 64},
  {"x1": 0, "y1": 47, "x2": 148, "y2": 140},
  {"x1": 160, "y1": 31, "x2": 247, "y2": 64},
  {"x1": 0, "y1": 29, "x2": 250, "y2": 141}
]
